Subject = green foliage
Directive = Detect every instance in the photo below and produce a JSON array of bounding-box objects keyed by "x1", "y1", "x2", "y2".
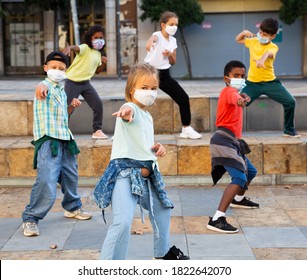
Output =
[
  {"x1": 279, "y1": 0, "x2": 307, "y2": 24},
  {"x1": 139, "y1": 0, "x2": 204, "y2": 28}
]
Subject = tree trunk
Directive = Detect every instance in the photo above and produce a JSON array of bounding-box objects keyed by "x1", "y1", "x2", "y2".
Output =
[{"x1": 178, "y1": 28, "x2": 192, "y2": 79}]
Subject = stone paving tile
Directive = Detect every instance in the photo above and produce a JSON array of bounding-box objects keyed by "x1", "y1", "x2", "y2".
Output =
[
  {"x1": 57, "y1": 249, "x2": 100, "y2": 260},
  {"x1": 242, "y1": 227, "x2": 307, "y2": 248},
  {"x1": 63, "y1": 213, "x2": 107, "y2": 251},
  {"x1": 180, "y1": 198, "x2": 236, "y2": 217},
  {"x1": 253, "y1": 248, "x2": 307, "y2": 260},
  {"x1": 1, "y1": 185, "x2": 307, "y2": 260},
  {"x1": 235, "y1": 208, "x2": 294, "y2": 227},
  {"x1": 0, "y1": 249, "x2": 101, "y2": 260},
  {"x1": 299, "y1": 227, "x2": 307, "y2": 238},
  {"x1": 0, "y1": 218, "x2": 21, "y2": 249},
  {"x1": 285, "y1": 210, "x2": 307, "y2": 226},
  {"x1": 3, "y1": 213, "x2": 75, "y2": 251},
  {"x1": 274, "y1": 196, "x2": 307, "y2": 209},
  {"x1": 186, "y1": 234, "x2": 255, "y2": 260},
  {"x1": 0, "y1": 250, "x2": 61, "y2": 260}
]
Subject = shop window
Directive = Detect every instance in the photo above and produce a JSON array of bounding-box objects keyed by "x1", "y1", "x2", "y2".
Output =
[{"x1": 2, "y1": 2, "x2": 43, "y2": 74}]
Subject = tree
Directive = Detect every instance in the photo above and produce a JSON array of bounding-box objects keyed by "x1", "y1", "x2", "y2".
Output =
[
  {"x1": 279, "y1": 0, "x2": 307, "y2": 24},
  {"x1": 139, "y1": 0, "x2": 204, "y2": 79}
]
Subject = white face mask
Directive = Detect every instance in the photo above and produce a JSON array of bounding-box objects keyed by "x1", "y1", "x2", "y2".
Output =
[
  {"x1": 134, "y1": 89, "x2": 157, "y2": 107},
  {"x1": 47, "y1": 69, "x2": 66, "y2": 83},
  {"x1": 227, "y1": 77, "x2": 246, "y2": 92},
  {"x1": 165, "y1": 25, "x2": 178, "y2": 36},
  {"x1": 92, "y1": 39, "x2": 105, "y2": 50},
  {"x1": 257, "y1": 32, "x2": 270, "y2": 44}
]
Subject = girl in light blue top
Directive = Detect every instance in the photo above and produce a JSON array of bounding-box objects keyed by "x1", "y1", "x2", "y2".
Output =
[{"x1": 95, "y1": 63, "x2": 189, "y2": 260}]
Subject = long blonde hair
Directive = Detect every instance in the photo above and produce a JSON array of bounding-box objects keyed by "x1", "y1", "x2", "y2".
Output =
[{"x1": 125, "y1": 63, "x2": 159, "y2": 102}]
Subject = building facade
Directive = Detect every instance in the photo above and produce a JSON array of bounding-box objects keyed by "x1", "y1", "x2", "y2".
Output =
[{"x1": 0, "y1": 0, "x2": 306, "y2": 78}]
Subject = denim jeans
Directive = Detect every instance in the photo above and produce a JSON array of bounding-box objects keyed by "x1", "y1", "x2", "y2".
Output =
[
  {"x1": 100, "y1": 171, "x2": 171, "y2": 260},
  {"x1": 224, "y1": 156, "x2": 257, "y2": 190},
  {"x1": 22, "y1": 140, "x2": 82, "y2": 223}
]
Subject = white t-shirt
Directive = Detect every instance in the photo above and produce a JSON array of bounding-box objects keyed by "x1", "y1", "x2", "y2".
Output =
[
  {"x1": 144, "y1": 31, "x2": 177, "y2": 70},
  {"x1": 111, "y1": 102, "x2": 157, "y2": 162}
]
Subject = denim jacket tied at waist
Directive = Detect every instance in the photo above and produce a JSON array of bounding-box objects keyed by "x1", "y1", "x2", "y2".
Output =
[{"x1": 93, "y1": 158, "x2": 174, "y2": 209}]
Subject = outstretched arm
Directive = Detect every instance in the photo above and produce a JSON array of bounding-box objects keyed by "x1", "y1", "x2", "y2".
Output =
[
  {"x1": 112, "y1": 105, "x2": 134, "y2": 122},
  {"x1": 63, "y1": 45, "x2": 80, "y2": 56}
]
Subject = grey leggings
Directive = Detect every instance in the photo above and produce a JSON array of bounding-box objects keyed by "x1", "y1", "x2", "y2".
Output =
[{"x1": 65, "y1": 79, "x2": 103, "y2": 132}]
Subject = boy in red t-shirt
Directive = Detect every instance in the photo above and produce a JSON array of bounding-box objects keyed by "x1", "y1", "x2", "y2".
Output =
[{"x1": 208, "y1": 60, "x2": 259, "y2": 234}]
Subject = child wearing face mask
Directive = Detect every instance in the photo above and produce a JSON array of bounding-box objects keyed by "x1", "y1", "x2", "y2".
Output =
[
  {"x1": 144, "y1": 11, "x2": 201, "y2": 139},
  {"x1": 207, "y1": 60, "x2": 259, "y2": 234},
  {"x1": 236, "y1": 18, "x2": 300, "y2": 138},
  {"x1": 94, "y1": 63, "x2": 189, "y2": 260},
  {"x1": 36, "y1": 25, "x2": 108, "y2": 139},
  {"x1": 22, "y1": 51, "x2": 92, "y2": 237}
]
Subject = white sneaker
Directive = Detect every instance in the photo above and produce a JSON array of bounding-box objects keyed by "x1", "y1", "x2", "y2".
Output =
[
  {"x1": 180, "y1": 126, "x2": 202, "y2": 139},
  {"x1": 23, "y1": 222, "x2": 39, "y2": 237},
  {"x1": 92, "y1": 130, "x2": 108, "y2": 139},
  {"x1": 64, "y1": 208, "x2": 92, "y2": 220}
]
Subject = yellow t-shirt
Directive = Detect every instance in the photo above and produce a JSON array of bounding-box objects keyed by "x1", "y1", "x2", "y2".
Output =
[
  {"x1": 245, "y1": 37, "x2": 278, "y2": 82},
  {"x1": 66, "y1": 44, "x2": 102, "y2": 82}
]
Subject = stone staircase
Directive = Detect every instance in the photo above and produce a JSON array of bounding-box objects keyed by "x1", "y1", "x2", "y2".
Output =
[
  {"x1": 1, "y1": 78, "x2": 307, "y2": 186},
  {"x1": 1, "y1": 96, "x2": 307, "y2": 187}
]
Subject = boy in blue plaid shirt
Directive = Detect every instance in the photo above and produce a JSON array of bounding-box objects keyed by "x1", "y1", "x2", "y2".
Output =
[{"x1": 22, "y1": 51, "x2": 92, "y2": 237}]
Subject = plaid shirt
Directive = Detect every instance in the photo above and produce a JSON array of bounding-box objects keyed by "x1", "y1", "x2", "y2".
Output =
[{"x1": 33, "y1": 78, "x2": 73, "y2": 141}]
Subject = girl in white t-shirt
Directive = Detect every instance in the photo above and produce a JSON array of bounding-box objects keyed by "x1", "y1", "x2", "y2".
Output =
[
  {"x1": 95, "y1": 63, "x2": 189, "y2": 260},
  {"x1": 144, "y1": 11, "x2": 201, "y2": 139}
]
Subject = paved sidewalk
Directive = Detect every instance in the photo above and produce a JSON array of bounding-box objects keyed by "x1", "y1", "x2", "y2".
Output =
[{"x1": 1, "y1": 184, "x2": 307, "y2": 260}]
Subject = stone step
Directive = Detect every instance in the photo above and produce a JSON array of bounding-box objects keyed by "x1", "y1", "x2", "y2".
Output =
[
  {"x1": 1, "y1": 132, "x2": 307, "y2": 185},
  {"x1": 1, "y1": 93, "x2": 307, "y2": 136}
]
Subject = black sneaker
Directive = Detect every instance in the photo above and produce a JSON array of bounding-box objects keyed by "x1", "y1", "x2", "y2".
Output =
[
  {"x1": 207, "y1": 216, "x2": 239, "y2": 233},
  {"x1": 230, "y1": 197, "x2": 259, "y2": 209},
  {"x1": 159, "y1": 246, "x2": 190, "y2": 260}
]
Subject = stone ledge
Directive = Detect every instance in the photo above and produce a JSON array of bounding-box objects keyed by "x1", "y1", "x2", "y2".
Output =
[
  {"x1": 1, "y1": 93, "x2": 307, "y2": 136},
  {"x1": 0, "y1": 132, "x2": 307, "y2": 179}
]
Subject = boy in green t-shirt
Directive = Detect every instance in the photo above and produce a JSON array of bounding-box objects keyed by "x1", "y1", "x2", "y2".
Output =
[{"x1": 236, "y1": 18, "x2": 300, "y2": 137}]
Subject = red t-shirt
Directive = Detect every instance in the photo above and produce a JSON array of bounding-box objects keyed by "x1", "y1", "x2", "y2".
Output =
[{"x1": 215, "y1": 86, "x2": 243, "y2": 138}]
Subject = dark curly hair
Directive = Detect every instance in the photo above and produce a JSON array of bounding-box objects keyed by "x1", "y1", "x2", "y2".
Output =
[{"x1": 84, "y1": 25, "x2": 106, "y2": 53}]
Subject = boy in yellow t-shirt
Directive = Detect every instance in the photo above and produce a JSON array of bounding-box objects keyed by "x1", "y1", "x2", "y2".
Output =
[{"x1": 236, "y1": 18, "x2": 300, "y2": 138}]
